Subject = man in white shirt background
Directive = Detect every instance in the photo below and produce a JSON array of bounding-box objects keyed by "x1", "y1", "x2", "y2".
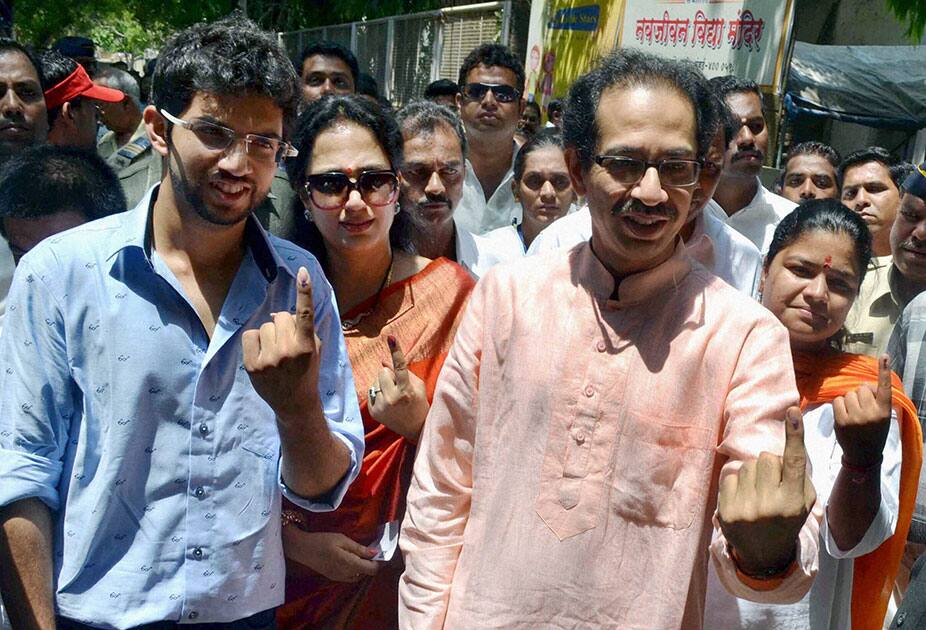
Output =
[
  {"x1": 454, "y1": 43, "x2": 525, "y2": 235},
  {"x1": 395, "y1": 100, "x2": 486, "y2": 276},
  {"x1": 709, "y1": 75, "x2": 795, "y2": 252}
]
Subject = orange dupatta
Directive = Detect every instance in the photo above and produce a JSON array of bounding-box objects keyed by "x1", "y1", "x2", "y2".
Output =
[{"x1": 793, "y1": 350, "x2": 922, "y2": 630}]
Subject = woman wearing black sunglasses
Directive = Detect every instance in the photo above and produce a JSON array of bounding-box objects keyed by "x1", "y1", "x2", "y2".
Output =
[{"x1": 277, "y1": 95, "x2": 474, "y2": 629}]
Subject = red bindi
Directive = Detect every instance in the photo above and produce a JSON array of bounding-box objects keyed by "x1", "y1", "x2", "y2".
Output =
[{"x1": 823, "y1": 255, "x2": 832, "y2": 270}]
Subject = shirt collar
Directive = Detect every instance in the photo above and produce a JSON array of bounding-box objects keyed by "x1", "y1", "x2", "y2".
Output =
[
  {"x1": 682, "y1": 211, "x2": 715, "y2": 271},
  {"x1": 105, "y1": 184, "x2": 293, "y2": 283},
  {"x1": 575, "y1": 238, "x2": 693, "y2": 308}
]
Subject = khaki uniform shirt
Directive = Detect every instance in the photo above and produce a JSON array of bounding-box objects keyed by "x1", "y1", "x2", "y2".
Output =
[
  {"x1": 98, "y1": 120, "x2": 152, "y2": 172},
  {"x1": 844, "y1": 255, "x2": 903, "y2": 356}
]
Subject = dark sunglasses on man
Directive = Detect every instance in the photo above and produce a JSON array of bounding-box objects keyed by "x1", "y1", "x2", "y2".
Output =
[
  {"x1": 302, "y1": 170, "x2": 400, "y2": 211},
  {"x1": 461, "y1": 82, "x2": 521, "y2": 104}
]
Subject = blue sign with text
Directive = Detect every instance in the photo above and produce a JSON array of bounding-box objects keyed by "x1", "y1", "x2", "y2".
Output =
[{"x1": 548, "y1": 5, "x2": 601, "y2": 32}]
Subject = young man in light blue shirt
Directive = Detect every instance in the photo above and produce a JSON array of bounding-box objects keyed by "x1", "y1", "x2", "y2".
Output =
[{"x1": 0, "y1": 15, "x2": 364, "y2": 629}]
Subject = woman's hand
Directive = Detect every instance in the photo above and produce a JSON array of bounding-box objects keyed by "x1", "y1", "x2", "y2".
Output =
[
  {"x1": 282, "y1": 528, "x2": 379, "y2": 583},
  {"x1": 368, "y1": 336, "x2": 429, "y2": 442},
  {"x1": 834, "y1": 354, "x2": 893, "y2": 468}
]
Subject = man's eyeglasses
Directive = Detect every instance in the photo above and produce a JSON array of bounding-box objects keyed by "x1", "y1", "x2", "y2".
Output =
[
  {"x1": 303, "y1": 170, "x2": 399, "y2": 211},
  {"x1": 160, "y1": 109, "x2": 298, "y2": 163},
  {"x1": 461, "y1": 82, "x2": 520, "y2": 104},
  {"x1": 593, "y1": 156, "x2": 702, "y2": 188}
]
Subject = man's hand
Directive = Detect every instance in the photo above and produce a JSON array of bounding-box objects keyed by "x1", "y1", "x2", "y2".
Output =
[
  {"x1": 243, "y1": 267, "x2": 321, "y2": 422},
  {"x1": 718, "y1": 407, "x2": 816, "y2": 577},
  {"x1": 368, "y1": 336, "x2": 429, "y2": 441},
  {"x1": 834, "y1": 354, "x2": 892, "y2": 468},
  {"x1": 282, "y1": 529, "x2": 379, "y2": 583}
]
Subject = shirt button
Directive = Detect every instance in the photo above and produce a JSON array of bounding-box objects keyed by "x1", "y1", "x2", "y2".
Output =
[
  {"x1": 194, "y1": 486, "x2": 205, "y2": 498},
  {"x1": 574, "y1": 430, "x2": 587, "y2": 444},
  {"x1": 596, "y1": 340, "x2": 606, "y2": 352},
  {"x1": 192, "y1": 547, "x2": 203, "y2": 559},
  {"x1": 896, "y1": 611, "x2": 906, "y2": 626},
  {"x1": 584, "y1": 385, "x2": 595, "y2": 397},
  {"x1": 199, "y1": 423, "x2": 209, "y2": 436},
  {"x1": 188, "y1": 612, "x2": 199, "y2": 620}
]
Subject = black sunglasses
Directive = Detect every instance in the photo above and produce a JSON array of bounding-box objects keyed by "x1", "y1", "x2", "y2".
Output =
[
  {"x1": 303, "y1": 170, "x2": 399, "y2": 211},
  {"x1": 462, "y1": 82, "x2": 520, "y2": 104}
]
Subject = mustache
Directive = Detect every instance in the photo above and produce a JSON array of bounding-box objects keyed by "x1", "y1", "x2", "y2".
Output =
[
  {"x1": 417, "y1": 195, "x2": 452, "y2": 208},
  {"x1": 610, "y1": 198, "x2": 677, "y2": 219},
  {"x1": 732, "y1": 148, "x2": 763, "y2": 162},
  {"x1": 901, "y1": 238, "x2": 926, "y2": 254}
]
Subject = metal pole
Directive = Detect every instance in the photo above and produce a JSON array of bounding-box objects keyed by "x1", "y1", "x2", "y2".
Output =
[
  {"x1": 431, "y1": 14, "x2": 445, "y2": 82},
  {"x1": 500, "y1": 0, "x2": 511, "y2": 45},
  {"x1": 385, "y1": 17, "x2": 396, "y2": 101}
]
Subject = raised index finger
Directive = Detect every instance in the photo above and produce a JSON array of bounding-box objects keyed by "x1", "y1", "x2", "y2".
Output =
[
  {"x1": 781, "y1": 406, "x2": 808, "y2": 489},
  {"x1": 294, "y1": 267, "x2": 316, "y2": 345},
  {"x1": 876, "y1": 353, "x2": 893, "y2": 407},
  {"x1": 387, "y1": 335, "x2": 409, "y2": 389}
]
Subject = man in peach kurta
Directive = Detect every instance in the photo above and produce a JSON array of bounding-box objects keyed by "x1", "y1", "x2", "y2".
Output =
[{"x1": 399, "y1": 50, "x2": 819, "y2": 629}]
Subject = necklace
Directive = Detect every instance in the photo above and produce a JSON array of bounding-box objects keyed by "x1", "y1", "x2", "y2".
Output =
[{"x1": 340, "y1": 251, "x2": 395, "y2": 331}]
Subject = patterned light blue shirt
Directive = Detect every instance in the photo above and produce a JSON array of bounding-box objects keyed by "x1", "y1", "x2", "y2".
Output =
[{"x1": 0, "y1": 187, "x2": 364, "y2": 628}]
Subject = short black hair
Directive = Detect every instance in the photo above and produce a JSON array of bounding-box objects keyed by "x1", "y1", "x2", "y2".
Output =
[
  {"x1": 523, "y1": 100, "x2": 541, "y2": 117},
  {"x1": 39, "y1": 48, "x2": 77, "y2": 88},
  {"x1": 38, "y1": 49, "x2": 84, "y2": 127},
  {"x1": 285, "y1": 95, "x2": 410, "y2": 269},
  {"x1": 152, "y1": 14, "x2": 302, "y2": 136},
  {"x1": 546, "y1": 98, "x2": 563, "y2": 119},
  {"x1": 424, "y1": 79, "x2": 458, "y2": 99},
  {"x1": 838, "y1": 146, "x2": 913, "y2": 190},
  {"x1": 563, "y1": 49, "x2": 720, "y2": 169},
  {"x1": 709, "y1": 75, "x2": 762, "y2": 101},
  {"x1": 457, "y1": 43, "x2": 525, "y2": 95},
  {"x1": 0, "y1": 144, "x2": 126, "y2": 231},
  {"x1": 357, "y1": 72, "x2": 379, "y2": 99},
  {"x1": 396, "y1": 99, "x2": 466, "y2": 157},
  {"x1": 0, "y1": 39, "x2": 45, "y2": 88},
  {"x1": 514, "y1": 128, "x2": 564, "y2": 181},
  {"x1": 296, "y1": 40, "x2": 359, "y2": 85},
  {"x1": 786, "y1": 141, "x2": 840, "y2": 169}
]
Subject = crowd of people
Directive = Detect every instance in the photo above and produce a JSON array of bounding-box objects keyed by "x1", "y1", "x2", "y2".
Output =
[{"x1": 2, "y1": 11, "x2": 926, "y2": 630}]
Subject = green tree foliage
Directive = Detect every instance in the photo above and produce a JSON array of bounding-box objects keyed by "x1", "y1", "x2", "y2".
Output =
[
  {"x1": 886, "y1": 0, "x2": 926, "y2": 41},
  {"x1": 12, "y1": 0, "x2": 439, "y2": 56}
]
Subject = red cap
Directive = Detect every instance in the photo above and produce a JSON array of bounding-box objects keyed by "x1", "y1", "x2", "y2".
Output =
[{"x1": 44, "y1": 64, "x2": 125, "y2": 111}]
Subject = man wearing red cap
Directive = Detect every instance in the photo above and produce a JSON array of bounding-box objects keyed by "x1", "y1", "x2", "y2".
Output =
[{"x1": 39, "y1": 49, "x2": 123, "y2": 150}]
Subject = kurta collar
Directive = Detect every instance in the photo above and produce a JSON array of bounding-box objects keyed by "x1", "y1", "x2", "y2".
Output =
[{"x1": 576, "y1": 238, "x2": 693, "y2": 308}]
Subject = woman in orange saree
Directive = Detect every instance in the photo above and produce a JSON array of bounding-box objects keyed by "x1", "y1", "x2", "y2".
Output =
[
  {"x1": 705, "y1": 199, "x2": 921, "y2": 630},
  {"x1": 276, "y1": 95, "x2": 474, "y2": 628}
]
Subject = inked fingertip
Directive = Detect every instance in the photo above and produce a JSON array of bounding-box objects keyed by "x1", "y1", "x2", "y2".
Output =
[{"x1": 387, "y1": 335, "x2": 397, "y2": 350}]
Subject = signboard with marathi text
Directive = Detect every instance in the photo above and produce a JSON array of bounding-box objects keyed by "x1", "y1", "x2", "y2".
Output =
[{"x1": 617, "y1": 0, "x2": 794, "y2": 93}]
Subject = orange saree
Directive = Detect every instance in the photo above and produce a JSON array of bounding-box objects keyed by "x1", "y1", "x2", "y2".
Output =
[
  {"x1": 793, "y1": 350, "x2": 922, "y2": 630},
  {"x1": 277, "y1": 258, "x2": 474, "y2": 629}
]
